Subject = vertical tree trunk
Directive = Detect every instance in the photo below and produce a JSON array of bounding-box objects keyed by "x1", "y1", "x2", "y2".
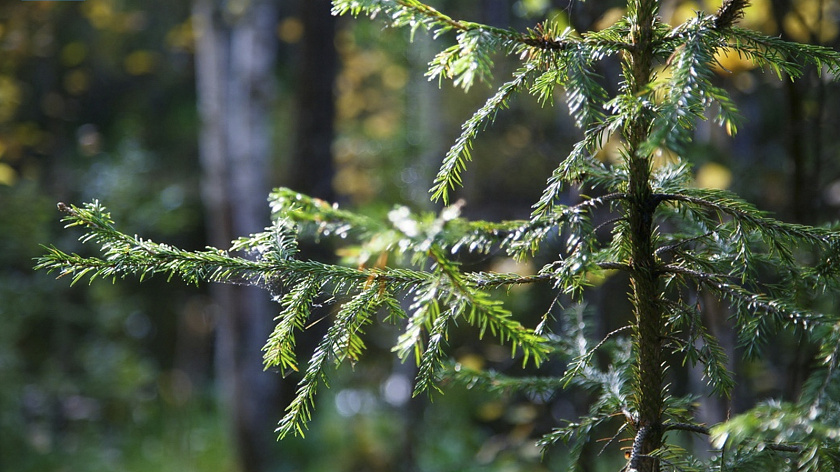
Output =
[
  {"x1": 192, "y1": 1, "x2": 280, "y2": 471},
  {"x1": 289, "y1": 0, "x2": 337, "y2": 201},
  {"x1": 625, "y1": 0, "x2": 664, "y2": 470}
]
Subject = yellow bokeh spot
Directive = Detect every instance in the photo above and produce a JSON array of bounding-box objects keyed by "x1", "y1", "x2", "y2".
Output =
[
  {"x1": 0, "y1": 76, "x2": 22, "y2": 122},
  {"x1": 278, "y1": 17, "x2": 304, "y2": 44},
  {"x1": 586, "y1": 268, "x2": 617, "y2": 287},
  {"x1": 695, "y1": 162, "x2": 732, "y2": 189},
  {"x1": 476, "y1": 401, "x2": 505, "y2": 422},
  {"x1": 336, "y1": 91, "x2": 366, "y2": 120},
  {"x1": 64, "y1": 69, "x2": 90, "y2": 95},
  {"x1": 783, "y1": 0, "x2": 839, "y2": 43},
  {"x1": 333, "y1": 166, "x2": 376, "y2": 202},
  {"x1": 363, "y1": 111, "x2": 398, "y2": 139},
  {"x1": 667, "y1": 0, "x2": 776, "y2": 33},
  {"x1": 124, "y1": 50, "x2": 157, "y2": 75},
  {"x1": 0, "y1": 163, "x2": 17, "y2": 186},
  {"x1": 166, "y1": 20, "x2": 195, "y2": 53},
  {"x1": 651, "y1": 65, "x2": 673, "y2": 104},
  {"x1": 594, "y1": 7, "x2": 625, "y2": 31},
  {"x1": 520, "y1": 0, "x2": 551, "y2": 16},
  {"x1": 713, "y1": 49, "x2": 758, "y2": 75},
  {"x1": 83, "y1": 0, "x2": 115, "y2": 30},
  {"x1": 382, "y1": 65, "x2": 408, "y2": 90},
  {"x1": 116, "y1": 11, "x2": 148, "y2": 34},
  {"x1": 16, "y1": 123, "x2": 45, "y2": 147},
  {"x1": 652, "y1": 147, "x2": 680, "y2": 169},
  {"x1": 61, "y1": 42, "x2": 87, "y2": 67},
  {"x1": 670, "y1": 1, "x2": 702, "y2": 26},
  {"x1": 594, "y1": 133, "x2": 625, "y2": 164},
  {"x1": 741, "y1": 0, "x2": 777, "y2": 33},
  {"x1": 457, "y1": 353, "x2": 485, "y2": 372},
  {"x1": 504, "y1": 125, "x2": 532, "y2": 149}
]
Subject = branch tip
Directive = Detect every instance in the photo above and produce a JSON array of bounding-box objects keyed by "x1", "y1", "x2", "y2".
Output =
[{"x1": 714, "y1": 0, "x2": 750, "y2": 30}]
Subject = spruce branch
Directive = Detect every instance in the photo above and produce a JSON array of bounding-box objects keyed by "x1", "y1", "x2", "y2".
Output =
[
  {"x1": 647, "y1": 17, "x2": 740, "y2": 154},
  {"x1": 37, "y1": 201, "x2": 280, "y2": 288},
  {"x1": 712, "y1": 0, "x2": 750, "y2": 30},
  {"x1": 509, "y1": 192, "x2": 627, "y2": 258},
  {"x1": 800, "y1": 323, "x2": 840, "y2": 408},
  {"x1": 263, "y1": 276, "x2": 322, "y2": 372},
  {"x1": 467, "y1": 271, "x2": 552, "y2": 289},
  {"x1": 657, "y1": 190, "x2": 839, "y2": 250},
  {"x1": 442, "y1": 362, "x2": 563, "y2": 397},
  {"x1": 392, "y1": 246, "x2": 550, "y2": 396},
  {"x1": 429, "y1": 247, "x2": 550, "y2": 367},
  {"x1": 412, "y1": 295, "x2": 460, "y2": 396},
  {"x1": 710, "y1": 401, "x2": 840, "y2": 471},
  {"x1": 333, "y1": 0, "x2": 576, "y2": 52},
  {"x1": 562, "y1": 325, "x2": 633, "y2": 387},
  {"x1": 664, "y1": 299, "x2": 735, "y2": 396},
  {"x1": 538, "y1": 410, "x2": 627, "y2": 470},
  {"x1": 653, "y1": 231, "x2": 715, "y2": 259},
  {"x1": 531, "y1": 132, "x2": 609, "y2": 217},
  {"x1": 666, "y1": 420, "x2": 809, "y2": 456},
  {"x1": 664, "y1": 422, "x2": 711, "y2": 435},
  {"x1": 529, "y1": 36, "x2": 610, "y2": 129},
  {"x1": 723, "y1": 27, "x2": 840, "y2": 79},
  {"x1": 276, "y1": 284, "x2": 387, "y2": 437},
  {"x1": 430, "y1": 65, "x2": 536, "y2": 204},
  {"x1": 662, "y1": 263, "x2": 835, "y2": 355},
  {"x1": 333, "y1": 0, "x2": 584, "y2": 95},
  {"x1": 440, "y1": 191, "x2": 627, "y2": 260}
]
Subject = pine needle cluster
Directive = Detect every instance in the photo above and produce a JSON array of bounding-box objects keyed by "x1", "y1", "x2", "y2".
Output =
[{"x1": 38, "y1": 0, "x2": 840, "y2": 470}]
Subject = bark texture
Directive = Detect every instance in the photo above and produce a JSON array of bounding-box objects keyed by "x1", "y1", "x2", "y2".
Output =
[
  {"x1": 193, "y1": 1, "x2": 280, "y2": 470},
  {"x1": 625, "y1": 0, "x2": 664, "y2": 470}
]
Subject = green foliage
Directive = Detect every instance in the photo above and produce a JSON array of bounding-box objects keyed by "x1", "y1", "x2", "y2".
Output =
[{"x1": 38, "y1": 0, "x2": 840, "y2": 470}]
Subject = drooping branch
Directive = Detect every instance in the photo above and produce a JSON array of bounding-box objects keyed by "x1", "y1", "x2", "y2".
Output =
[{"x1": 657, "y1": 191, "x2": 838, "y2": 248}]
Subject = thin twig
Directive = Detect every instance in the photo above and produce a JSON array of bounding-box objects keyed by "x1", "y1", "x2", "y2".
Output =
[
  {"x1": 664, "y1": 422, "x2": 710, "y2": 435},
  {"x1": 598, "y1": 262, "x2": 632, "y2": 272},
  {"x1": 598, "y1": 422, "x2": 630, "y2": 456},
  {"x1": 654, "y1": 230, "x2": 715, "y2": 258}
]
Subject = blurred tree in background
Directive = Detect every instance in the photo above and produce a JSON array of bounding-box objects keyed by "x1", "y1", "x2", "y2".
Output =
[{"x1": 3, "y1": 0, "x2": 840, "y2": 472}]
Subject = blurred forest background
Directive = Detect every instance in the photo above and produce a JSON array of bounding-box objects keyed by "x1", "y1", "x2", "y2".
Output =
[{"x1": 1, "y1": 0, "x2": 839, "y2": 471}]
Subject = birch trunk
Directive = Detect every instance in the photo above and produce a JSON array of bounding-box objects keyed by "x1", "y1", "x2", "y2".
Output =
[{"x1": 193, "y1": 1, "x2": 279, "y2": 470}]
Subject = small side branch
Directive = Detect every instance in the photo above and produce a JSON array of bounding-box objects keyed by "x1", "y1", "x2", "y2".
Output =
[
  {"x1": 656, "y1": 192, "x2": 836, "y2": 246},
  {"x1": 592, "y1": 325, "x2": 634, "y2": 356},
  {"x1": 658, "y1": 263, "x2": 731, "y2": 280},
  {"x1": 713, "y1": 0, "x2": 750, "y2": 30},
  {"x1": 663, "y1": 422, "x2": 804, "y2": 453},
  {"x1": 653, "y1": 231, "x2": 715, "y2": 258},
  {"x1": 598, "y1": 262, "x2": 633, "y2": 272},
  {"x1": 664, "y1": 422, "x2": 710, "y2": 435},
  {"x1": 472, "y1": 272, "x2": 553, "y2": 288}
]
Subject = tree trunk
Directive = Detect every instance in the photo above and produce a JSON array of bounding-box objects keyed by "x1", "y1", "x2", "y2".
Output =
[
  {"x1": 625, "y1": 0, "x2": 664, "y2": 470},
  {"x1": 192, "y1": 1, "x2": 280, "y2": 471},
  {"x1": 289, "y1": 0, "x2": 337, "y2": 201}
]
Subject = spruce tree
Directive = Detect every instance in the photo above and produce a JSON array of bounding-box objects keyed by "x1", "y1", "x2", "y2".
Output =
[{"x1": 38, "y1": 0, "x2": 840, "y2": 470}]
